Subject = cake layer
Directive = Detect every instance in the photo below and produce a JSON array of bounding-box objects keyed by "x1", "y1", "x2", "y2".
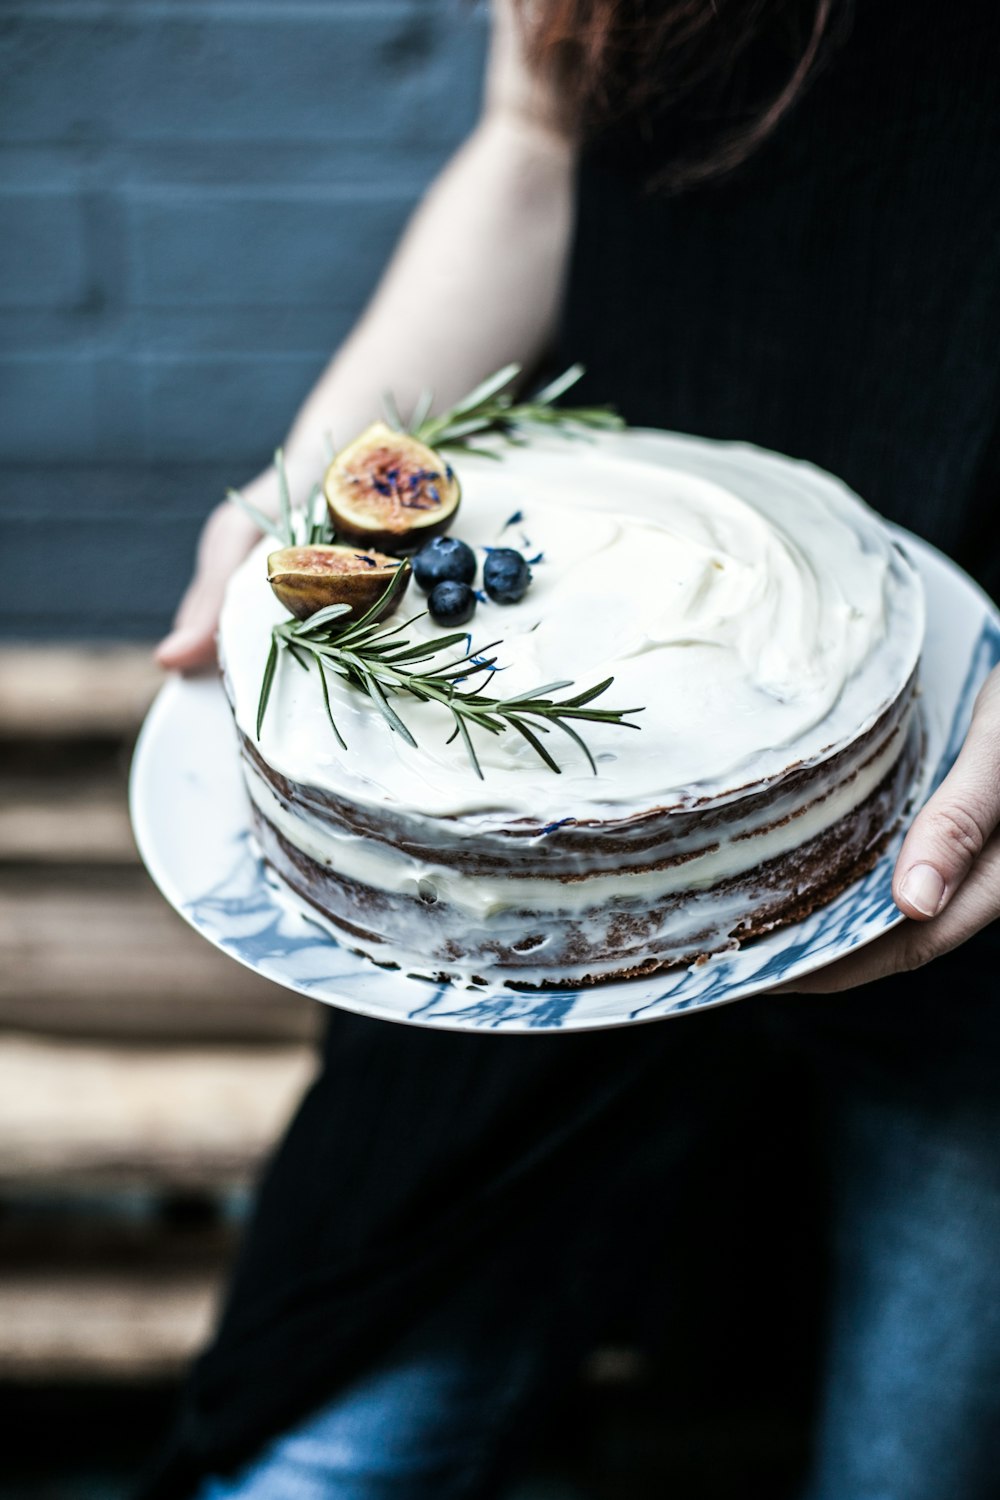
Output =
[
  {"x1": 238, "y1": 682, "x2": 921, "y2": 985},
  {"x1": 237, "y1": 674, "x2": 915, "y2": 883},
  {"x1": 247, "y1": 702, "x2": 922, "y2": 986}
]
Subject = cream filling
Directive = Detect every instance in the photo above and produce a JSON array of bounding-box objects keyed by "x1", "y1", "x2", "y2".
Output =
[{"x1": 243, "y1": 702, "x2": 911, "y2": 922}]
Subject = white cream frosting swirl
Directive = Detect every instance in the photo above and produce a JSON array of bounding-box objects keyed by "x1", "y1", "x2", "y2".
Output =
[{"x1": 219, "y1": 430, "x2": 924, "y2": 822}]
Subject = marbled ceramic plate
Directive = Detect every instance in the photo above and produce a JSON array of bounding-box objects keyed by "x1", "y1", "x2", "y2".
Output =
[{"x1": 131, "y1": 531, "x2": 999, "y2": 1032}]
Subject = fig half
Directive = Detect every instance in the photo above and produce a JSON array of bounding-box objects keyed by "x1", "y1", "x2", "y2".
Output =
[
  {"x1": 267, "y1": 544, "x2": 409, "y2": 622},
  {"x1": 324, "y1": 422, "x2": 460, "y2": 553}
]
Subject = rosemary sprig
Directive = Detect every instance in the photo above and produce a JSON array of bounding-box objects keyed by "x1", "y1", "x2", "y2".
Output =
[
  {"x1": 385, "y1": 363, "x2": 623, "y2": 456},
  {"x1": 231, "y1": 364, "x2": 618, "y2": 547},
  {"x1": 257, "y1": 566, "x2": 642, "y2": 779},
  {"x1": 228, "y1": 453, "x2": 333, "y2": 548},
  {"x1": 231, "y1": 366, "x2": 636, "y2": 773}
]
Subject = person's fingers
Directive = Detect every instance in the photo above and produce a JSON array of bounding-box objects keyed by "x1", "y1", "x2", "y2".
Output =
[
  {"x1": 156, "y1": 503, "x2": 261, "y2": 674},
  {"x1": 892, "y1": 667, "x2": 1000, "y2": 920},
  {"x1": 155, "y1": 578, "x2": 220, "y2": 673},
  {"x1": 777, "y1": 829, "x2": 1000, "y2": 993}
]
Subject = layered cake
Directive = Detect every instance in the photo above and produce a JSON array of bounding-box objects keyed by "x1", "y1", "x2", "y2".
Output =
[{"x1": 219, "y1": 429, "x2": 924, "y2": 987}]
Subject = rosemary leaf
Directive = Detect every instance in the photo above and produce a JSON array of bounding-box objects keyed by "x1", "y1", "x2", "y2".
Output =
[
  {"x1": 419, "y1": 414, "x2": 497, "y2": 444},
  {"x1": 556, "y1": 676, "x2": 616, "y2": 708},
  {"x1": 545, "y1": 716, "x2": 598, "y2": 775},
  {"x1": 506, "y1": 714, "x2": 562, "y2": 775},
  {"x1": 306, "y1": 484, "x2": 327, "y2": 544},
  {"x1": 559, "y1": 407, "x2": 624, "y2": 428},
  {"x1": 377, "y1": 631, "x2": 473, "y2": 665},
  {"x1": 335, "y1": 563, "x2": 412, "y2": 637},
  {"x1": 410, "y1": 361, "x2": 621, "y2": 454},
  {"x1": 293, "y1": 602, "x2": 354, "y2": 635},
  {"x1": 501, "y1": 681, "x2": 575, "y2": 705},
  {"x1": 274, "y1": 448, "x2": 294, "y2": 547},
  {"x1": 532, "y1": 363, "x2": 584, "y2": 404},
  {"x1": 423, "y1": 659, "x2": 499, "y2": 686},
  {"x1": 451, "y1": 445, "x2": 505, "y2": 461},
  {"x1": 451, "y1": 710, "x2": 484, "y2": 780},
  {"x1": 336, "y1": 609, "x2": 426, "y2": 653},
  {"x1": 352, "y1": 660, "x2": 418, "y2": 746},
  {"x1": 228, "y1": 488, "x2": 288, "y2": 546},
  {"x1": 381, "y1": 389, "x2": 405, "y2": 432},
  {"x1": 418, "y1": 640, "x2": 504, "y2": 678},
  {"x1": 316, "y1": 660, "x2": 347, "y2": 750},
  {"x1": 257, "y1": 636, "x2": 279, "y2": 740},
  {"x1": 444, "y1": 363, "x2": 519, "y2": 418},
  {"x1": 410, "y1": 388, "x2": 434, "y2": 432}
]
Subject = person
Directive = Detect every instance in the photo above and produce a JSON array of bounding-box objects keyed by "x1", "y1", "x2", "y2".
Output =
[{"x1": 147, "y1": 0, "x2": 1000, "y2": 1495}]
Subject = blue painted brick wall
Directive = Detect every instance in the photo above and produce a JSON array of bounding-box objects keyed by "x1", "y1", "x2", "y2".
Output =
[{"x1": 0, "y1": 0, "x2": 488, "y2": 640}]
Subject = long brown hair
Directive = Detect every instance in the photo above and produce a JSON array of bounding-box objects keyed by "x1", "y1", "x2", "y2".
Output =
[{"x1": 518, "y1": 0, "x2": 843, "y2": 188}]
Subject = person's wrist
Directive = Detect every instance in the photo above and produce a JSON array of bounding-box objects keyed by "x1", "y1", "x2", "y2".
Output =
[
  {"x1": 197, "y1": 494, "x2": 259, "y2": 564},
  {"x1": 235, "y1": 464, "x2": 281, "y2": 519},
  {"x1": 233, "y1": 444, "x2": 325, "y2": 521}
]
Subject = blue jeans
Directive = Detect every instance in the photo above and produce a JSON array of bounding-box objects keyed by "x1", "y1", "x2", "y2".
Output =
[
  {"x1": 196, "y1": 974, "x2": 1000, "y2": 1500},
  {"x1": 199, "y1": 1303, "x2": 543, "y2": 1500}
]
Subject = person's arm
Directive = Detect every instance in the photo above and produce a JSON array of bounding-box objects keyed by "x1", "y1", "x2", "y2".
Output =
[{"x1": 157, "y1": 0, "x2": 573, "y2": 671}]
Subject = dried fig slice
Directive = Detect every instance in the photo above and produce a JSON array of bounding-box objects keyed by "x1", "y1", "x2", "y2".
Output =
[
  {"x1": 267, "y1": 544, "x2": 409, "y2": 622},
  {"x1": 324, "y1": 422, "x2": 460, "y2": 553}
]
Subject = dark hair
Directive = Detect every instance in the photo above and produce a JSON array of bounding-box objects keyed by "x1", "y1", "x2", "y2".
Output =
[{"x1": 518, "y1": 0, "x2": 843, "y2": 188}]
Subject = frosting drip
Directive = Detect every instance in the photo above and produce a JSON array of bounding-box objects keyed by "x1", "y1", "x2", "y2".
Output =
[{"x1": 220, "y1": 431, "x2": 924, "y2": 821}]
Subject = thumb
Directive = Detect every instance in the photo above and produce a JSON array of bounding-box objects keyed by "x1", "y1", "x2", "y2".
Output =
[
  {"x1": 893, "y1": 670, "x2": 1000, "y2": 920},
  {"x1": 155, "y1": 578, "x2": 222, "y2": 673}
]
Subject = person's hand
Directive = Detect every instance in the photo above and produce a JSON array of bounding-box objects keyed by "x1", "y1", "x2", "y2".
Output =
[
  {"x1": 779, "y1": 665, "x2": 1000, "y2": 993},
  {"x1": 155, "y1": 497, "x2": 264, "y2": 674}
]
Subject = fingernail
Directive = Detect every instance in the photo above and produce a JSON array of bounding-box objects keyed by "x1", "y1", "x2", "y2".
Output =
[{"x1": 899, "y1": 863, "x2": 945, "y2": 918}]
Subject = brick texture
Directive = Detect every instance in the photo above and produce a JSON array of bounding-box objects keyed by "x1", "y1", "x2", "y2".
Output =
[{"x1": 0, "y1": 1, "x2": 487, "y2": 640}]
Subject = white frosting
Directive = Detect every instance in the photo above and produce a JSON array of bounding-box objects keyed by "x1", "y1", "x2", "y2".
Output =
[{"x1": 220, "y1": 430, "x2": 924, "y2": 824}]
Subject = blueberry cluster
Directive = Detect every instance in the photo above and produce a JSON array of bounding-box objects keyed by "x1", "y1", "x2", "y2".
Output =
[{"x1": 412, "y1": 536, "x2": 533, "y2": 626}]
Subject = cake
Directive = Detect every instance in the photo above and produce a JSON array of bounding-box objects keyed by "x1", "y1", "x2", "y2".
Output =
[{"x1": 219, "y1": 428, "x2": 925, "y2": 987}]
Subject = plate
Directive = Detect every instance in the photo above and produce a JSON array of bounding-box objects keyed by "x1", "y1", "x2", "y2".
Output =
[{"x1": 130, "y1": 530, "x2": 999, "y2": 1033}]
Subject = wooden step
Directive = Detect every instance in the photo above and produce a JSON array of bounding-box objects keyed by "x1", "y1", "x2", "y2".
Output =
[
  {"x1": 0, "y1": 646, "x2": 163, "y2": 740},
  {"x1": 0, "y1": 1215, "x2": 651, "y2": 1385},
  {"x1": 0, "y1": 1219, "x2": 234, "y2": 1382},
  {"x1": 0, "y1": 1266, "x2": 218, "y2": 1381},
  {"x1": 0, "y1": 869, "x2": 321, "y2": 1041},
  {"x1": 0, "y1": 771, "x2": 137, "y2": 864},
  {"x1": 0, "y1": 1035, "x2": 316, "y2": 1191}
]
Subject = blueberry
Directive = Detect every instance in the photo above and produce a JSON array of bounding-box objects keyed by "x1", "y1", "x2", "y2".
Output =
[
  {"x1": 483, "y1": 548, "x2": 531, "y2": 603},
  {"x1": 412, "y1": 536, "x2": 477, "y2": 592},
  {"x1": 429, "y1": 580, "x2": 476, "y2": 626}
]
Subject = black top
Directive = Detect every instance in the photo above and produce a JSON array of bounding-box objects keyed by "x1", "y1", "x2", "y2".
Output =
[
  {"x1": 560, "y1": 0, "x2": 1000, "y2": 601},
  {"x1": 140, "y1": 3, "x2": 1000, "y2": 1493}
]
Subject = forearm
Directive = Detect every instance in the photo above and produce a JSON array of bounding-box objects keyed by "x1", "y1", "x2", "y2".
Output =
[
  {"x1": 271, "y1": 110, "x2": 574, "y2": 501},
  {"x1": 158, "y1": 2, "x2": 572, "y2": 669}
]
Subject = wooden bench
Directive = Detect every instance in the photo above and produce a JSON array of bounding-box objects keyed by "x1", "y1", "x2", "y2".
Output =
[{"x1": 0, "y1": 646, "x2": 321, "y2": 1381}]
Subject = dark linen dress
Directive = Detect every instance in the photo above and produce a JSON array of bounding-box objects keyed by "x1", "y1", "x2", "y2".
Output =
[{"x1": 140, "y1": 0, "x2": 1000, "y2": 1492}]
